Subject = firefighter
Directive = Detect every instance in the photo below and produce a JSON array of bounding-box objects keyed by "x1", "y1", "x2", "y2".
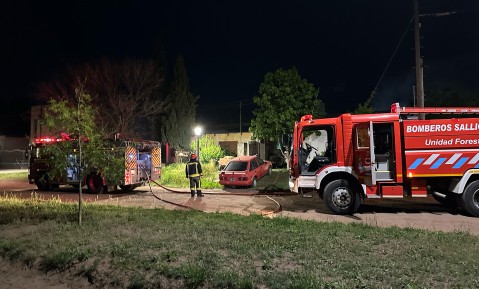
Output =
[{"x1": 185, "y1": 153, "x2": 203, "y2": 197}]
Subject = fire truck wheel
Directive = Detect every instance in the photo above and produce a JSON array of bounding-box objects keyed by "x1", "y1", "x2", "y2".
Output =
[
  {"x1": 460, "y1": 181, "x2": 479, "y2": 217},
  {"x1": 35, "y1": 175, "x2": 52, "y2": 191},
  {"x1": 120, "y1": 185, "x2": 135, "y2": 192},
  {"x1": 323, "y1": 179, "x2": 360, "y2": 215},
  {"x1": 86, "y1": 174, "x2": 104, "y2": 194}
]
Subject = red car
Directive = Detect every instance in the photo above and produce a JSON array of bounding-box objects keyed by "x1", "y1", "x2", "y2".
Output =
[{"x1": 219, "y1": 155, "x2": 272, "y2": 188}]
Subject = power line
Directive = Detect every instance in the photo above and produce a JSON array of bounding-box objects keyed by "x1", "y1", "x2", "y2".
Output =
[{"x1": 371, "y1": 17, "x2": 414, "y2": 96}]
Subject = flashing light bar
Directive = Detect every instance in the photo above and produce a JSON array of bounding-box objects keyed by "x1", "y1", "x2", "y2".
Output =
[{"x1": 35, "y1": 136, "x2": 61, "y2": 144}]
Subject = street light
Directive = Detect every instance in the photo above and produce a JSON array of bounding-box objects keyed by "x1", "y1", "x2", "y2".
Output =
[{"x1": 194, "y1": 126, "x2": 203, "y2": 161}]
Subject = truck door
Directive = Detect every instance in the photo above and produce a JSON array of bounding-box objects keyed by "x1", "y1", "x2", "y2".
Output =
[
  {"x1": 354, "y1": 123, "x2": 374, "y2": 185},
  {"x1": 372, "y1": 123, "x2": 394, "y2": 182},
  {"x1": 354, "y1": 121, "x2": 394, "y2": 185}
]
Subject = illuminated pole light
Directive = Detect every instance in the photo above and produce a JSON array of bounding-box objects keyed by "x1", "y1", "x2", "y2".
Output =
[{"x1": 194, "y1": 126, "x2": 203, "y2": 161}]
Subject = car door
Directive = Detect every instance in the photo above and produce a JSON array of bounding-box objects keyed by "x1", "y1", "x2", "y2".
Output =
[
  {"x1": 255, "y1": 157, "x2": 266, "y2": 178},
  {"x1": 249, "y1": 158, "x2": 259, "y2": 180}
]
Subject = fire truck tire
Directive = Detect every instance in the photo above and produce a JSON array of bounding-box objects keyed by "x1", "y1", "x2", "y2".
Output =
[
  {"x1": 35, "y1": 175, "x2": 52, "y2": 191},
  {"x1": 460, "y1": 181, "x2": 479, "y2": 217},
  {"x1": 120, "y1": 185, "x2": 136, "y2": 192},
  {"x1": 86, "y1": 174, "x2": 104, "y2": 194},
  {"x1": 323, "y1": 179, "x2": 360, "y2": 215}
]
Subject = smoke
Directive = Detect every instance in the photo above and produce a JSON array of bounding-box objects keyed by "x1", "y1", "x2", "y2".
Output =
[{"x1": 371, "y1": 72, "x2": 416, "y2": 112}]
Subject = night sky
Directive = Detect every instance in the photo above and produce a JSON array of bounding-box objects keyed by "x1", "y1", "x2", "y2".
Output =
[{"x1": 1, "y1": 0, "x2": 478, "y2": 136}]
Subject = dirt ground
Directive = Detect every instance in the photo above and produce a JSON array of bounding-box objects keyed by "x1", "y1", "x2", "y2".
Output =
[{"x1": 2, "y1": 179, "x2": 479, "y2": 288}]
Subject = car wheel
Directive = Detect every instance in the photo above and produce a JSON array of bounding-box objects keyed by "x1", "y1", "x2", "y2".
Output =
[
  {"x1": 323, "y1": 179, "x2": 360, "y2": 215},
  {"x1": 86, "y1": 174, "x2": 104, "y2": 194},
  {"x1": 251, "y1": 177, "x2": 257, "y2": 188},
  {"x1": 460, "y1": 180, "x2": 479, "y2": 217}
]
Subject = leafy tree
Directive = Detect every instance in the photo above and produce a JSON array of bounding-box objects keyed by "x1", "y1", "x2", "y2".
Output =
[
  {"x1": 160, "y1": 55, "x2": 198, "y2": 150},
  {"x1": 35, "y1": 58, "x2": 167, "y2": 138},
  {"x1": 250, "y1": 67, "x2": 323, "y2": 164},
  {"x1": 190, "y1": 135, "x2": 224, "y2": 164},
  {"x1": 42, "y1": 88, "x2": 125, "y2": 185},
  {"x1": 41, "y1": 87, "x2": 124, "y2": 224},
  {"x1": 425, "y1": 83, "x2": 479, "y2": 107},
  {"x1": 354, "y1": 91, "x2": 375, "y2": 114}
]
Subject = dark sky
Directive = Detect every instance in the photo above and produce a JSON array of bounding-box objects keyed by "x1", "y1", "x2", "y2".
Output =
[{"x1": 1, "y1": 0, "x2": 478, "y2": 136}]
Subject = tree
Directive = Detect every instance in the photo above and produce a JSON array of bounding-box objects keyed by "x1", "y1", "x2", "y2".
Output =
[
  {"x1": 160, "y1": 55, "x2": 198, "y2": 150},
  {"x1": 35, "y1": 58, "x2": 167, "y2": 138},
  {"x1": 425, "y1": 83, "x2": 479, "y2": 107},
  {"x1": 42, "y1": 87, "x2": 123, "y2": 224},
  {"x1": 190, "y1": 135, "x2": 224, "y2": 164},
  {"x1": 353, "y1": 91, "x2": 375, "y2": 114},
  {"x1": 250, "y1": 67, "x2": 323, "y2": 164}
]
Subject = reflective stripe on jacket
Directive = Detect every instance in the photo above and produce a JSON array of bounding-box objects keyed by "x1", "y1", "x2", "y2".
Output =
[{"x1": 186, "y1": 160, "x2": 202, "y2": 178}]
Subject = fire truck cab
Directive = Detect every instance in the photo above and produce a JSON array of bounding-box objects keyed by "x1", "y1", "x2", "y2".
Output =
[{"x1": 289, "y1": 103, "x2": 479, "y2": 217}]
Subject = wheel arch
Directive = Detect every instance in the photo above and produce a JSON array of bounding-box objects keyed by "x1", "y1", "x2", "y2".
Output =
[
  {"x1": 451, "y1": 170, "x2": 479, "y2": 194},
  {"x1": 317, "y1": 171, "x2": 362, "y2": 199}
]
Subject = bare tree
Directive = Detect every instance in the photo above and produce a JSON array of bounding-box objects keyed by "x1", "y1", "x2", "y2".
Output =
[{"x1": 35, "y1": 58, "x2": 167, "y2": 138}]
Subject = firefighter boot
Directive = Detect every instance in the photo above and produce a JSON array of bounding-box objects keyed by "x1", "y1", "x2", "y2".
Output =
[
  {"x1": 197, "y1": 190, "x2": 204, "y2": 197},
  {"x1": 190, "y1": 191, "x2": 195, "y2": 197}
]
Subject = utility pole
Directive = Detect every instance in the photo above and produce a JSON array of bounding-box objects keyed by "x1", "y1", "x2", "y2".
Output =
[
  {"x1": 239, "y1": 101, "x2": 242, "y2": 142},
  {"x1": 414, "y1": 0, "x2": 457, "y2": 118},
  {"x1": 414, "y1": 0, "x2": 425, "y2": 119}
]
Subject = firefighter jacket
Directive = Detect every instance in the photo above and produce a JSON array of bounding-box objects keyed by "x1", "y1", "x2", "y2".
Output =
[{"x1": 186, "y1": 159, "x2": 202, "y2": 178}]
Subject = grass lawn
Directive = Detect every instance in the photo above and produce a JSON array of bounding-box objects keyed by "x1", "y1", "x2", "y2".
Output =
[
  {"x1": 0, "y1": 196, "x2": 478, "y2": 289},
  {"x1": 0, "y1": 171, "x2": 28, "y2": 180}
]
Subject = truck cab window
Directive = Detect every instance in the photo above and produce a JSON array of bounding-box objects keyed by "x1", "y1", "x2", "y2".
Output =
[{"x1": 299, "y1": 125, "x2": 334, "y2": 174}]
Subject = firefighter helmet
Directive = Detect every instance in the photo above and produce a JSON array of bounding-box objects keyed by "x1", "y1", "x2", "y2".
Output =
[{"x1": 191, "y1": 153, "x2": 197, "y2": 159}]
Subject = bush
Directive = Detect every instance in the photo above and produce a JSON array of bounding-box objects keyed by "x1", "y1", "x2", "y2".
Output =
[
  {"x1": 190, "y1": 136, "x2": 224, "y2": 163},
  {"x1": 160, "y1": 162, "x2": 222, "y2": 189}
]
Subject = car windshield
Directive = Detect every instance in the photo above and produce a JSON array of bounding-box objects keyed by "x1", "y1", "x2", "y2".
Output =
[{"x1": 224, "y1": 161, "x2": 247, "y2": 171}]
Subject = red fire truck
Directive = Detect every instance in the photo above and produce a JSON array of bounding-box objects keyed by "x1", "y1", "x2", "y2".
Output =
[
  {"x1": 27, "y1": 134, "x2": 161, "y2": 193},
  {"x1": 289, "y1": 103, "x2": 479, "y2": 217}
]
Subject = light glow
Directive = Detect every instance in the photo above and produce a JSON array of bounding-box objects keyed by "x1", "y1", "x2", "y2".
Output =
[{"x1": 194, "y1": 126, "x2": 203, "y2": 136}]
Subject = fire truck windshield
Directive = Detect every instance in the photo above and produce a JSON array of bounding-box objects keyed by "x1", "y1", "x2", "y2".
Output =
[{"x1": 299, "y1": 125, "x2": 334, "y2": 174}]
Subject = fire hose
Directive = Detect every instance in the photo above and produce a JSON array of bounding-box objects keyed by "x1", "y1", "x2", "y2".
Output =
[{"x1": 141, "y1": 167, "x2": 292, "y2": 216}]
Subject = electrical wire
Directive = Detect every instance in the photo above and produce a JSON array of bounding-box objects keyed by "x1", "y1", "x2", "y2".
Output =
[{"x1": 372, "y1": 17, "x2": 414, "y2": 96}]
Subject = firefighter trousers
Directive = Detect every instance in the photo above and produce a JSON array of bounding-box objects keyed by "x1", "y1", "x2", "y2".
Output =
[{"x1": 189, "y1": 176, "x2": 203, "y2": 197}]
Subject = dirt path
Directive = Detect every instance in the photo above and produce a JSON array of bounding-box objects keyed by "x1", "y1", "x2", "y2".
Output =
[{"x1": 97, "y1": 186, "x2": 479, "y2": 235}]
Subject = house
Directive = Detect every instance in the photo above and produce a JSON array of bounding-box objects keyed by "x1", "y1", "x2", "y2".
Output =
[
  {"x1": 0, "y1": 135, "x2": 29, "y2": 169},
  {"x1": 206, "y1": 132, "x2": 285, "y2": 167}
]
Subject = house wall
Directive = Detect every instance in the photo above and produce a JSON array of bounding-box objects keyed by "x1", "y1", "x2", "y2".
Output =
[
  {"x1": 0, "y1": 136, "x2": 29, "y2": 169},
  {"x1": 206, "y1": 132, "x2": 278, "y2": 161}
]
